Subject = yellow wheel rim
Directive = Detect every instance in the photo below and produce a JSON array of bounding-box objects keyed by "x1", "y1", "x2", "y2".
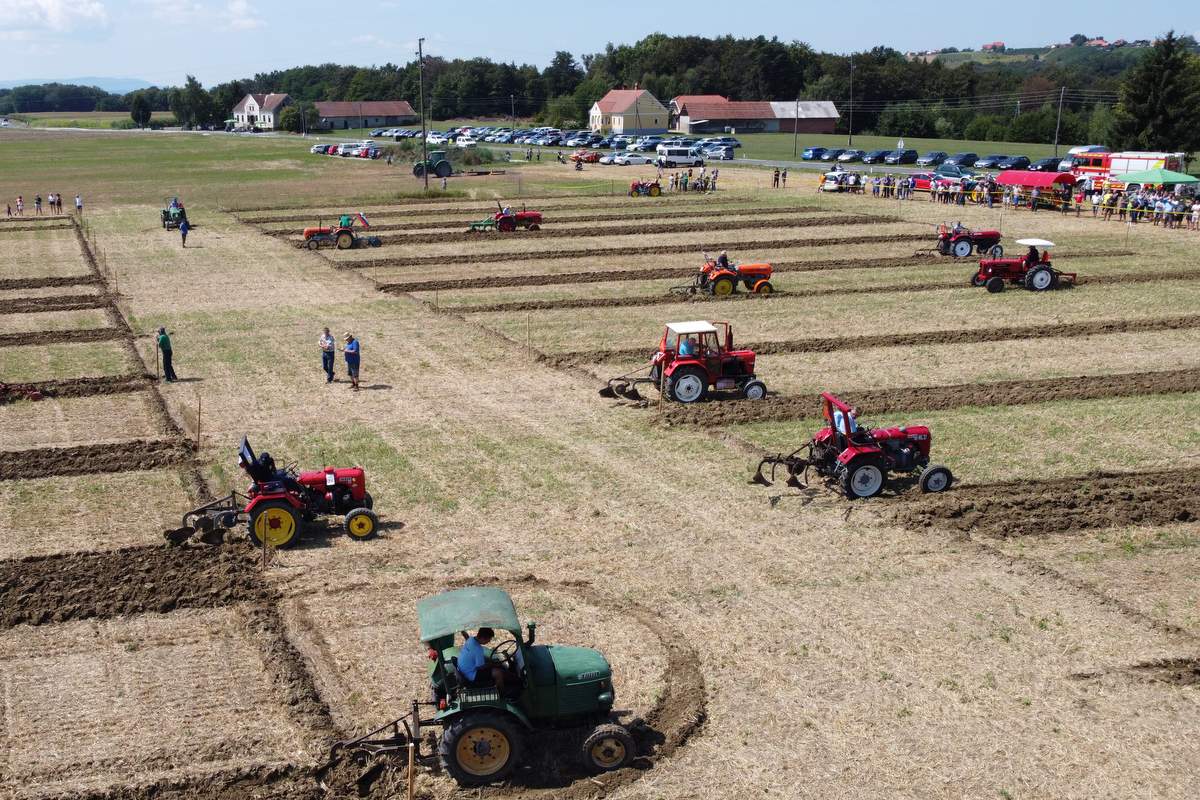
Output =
[
  {"x1": 757, "y1": 283, "x2": 772, "y2": 294},
  {"x1": 589, "y1": 737, "x2": 627, "y2": 769},
  {"x1": 456, "y1": 727, "x2": 511, "y2": 776},
  {"x1": 714, "y1": 280, "x2": 733, "y2": 296},
  {"x1": 347, "y1": 513, "x2": 375, "y2": 538},
  {"x1": 254, "y1": 507, "x2": 296, "y2": 547}
]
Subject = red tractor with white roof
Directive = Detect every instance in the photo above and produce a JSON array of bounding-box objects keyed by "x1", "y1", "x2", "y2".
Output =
[
  {"x1": 971, "y1": 238, "x2": 1076, "y2": 293},
  {"x1": 752, "y1": 392, "x2": 954, "y2": 499},
  {"x1": 599, "y1": 320, "x2": 766, "y2": 403}
]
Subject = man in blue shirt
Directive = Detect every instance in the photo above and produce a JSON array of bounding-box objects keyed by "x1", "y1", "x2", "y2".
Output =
[
  {"x1": 342, "y1": 332, "x2": 360, "y2": 390},
  {"x1": 457, "y1": 627, "x2": 511, "y2": 693}
]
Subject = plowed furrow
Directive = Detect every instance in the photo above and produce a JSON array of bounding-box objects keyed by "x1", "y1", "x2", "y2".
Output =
[
  {"x1": 0, "y1": 439, "x2": 193, "y2": 481},
  {"x1": 0, "y1": 293, "x2": 108, "y2": 313},
  {"x1": 0, "y1": 326, "x2": 123, "y2": 347},
  {"x1": 0, "y1": 275, "x2": 98, "y2": 291},
  {"x1": 0, "y1": 374, "x2": 151, "y2": 405}
]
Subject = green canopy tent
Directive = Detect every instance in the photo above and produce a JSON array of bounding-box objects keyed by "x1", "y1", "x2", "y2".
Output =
[{"x1": 1114, "y1": 168, "x2": 1199, "y2": 187}]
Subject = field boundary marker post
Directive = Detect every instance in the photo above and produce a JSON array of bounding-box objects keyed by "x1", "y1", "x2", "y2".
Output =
[
  {"x1": 526, "y1": 311, "x2": 531, "y2": 358},
  {"x1": 155, "y1": 340, "x2": 160, "y2": 379},
  {"x1": 196, "y1": 392, "x2": 201, "y2": 451},
  {"x1": 406, "y1": 742, "x2": 416, "y2": 800}
]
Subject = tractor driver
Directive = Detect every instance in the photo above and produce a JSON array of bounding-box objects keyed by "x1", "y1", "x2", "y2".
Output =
[
  {"x1": 678, "y1": 336, "x2": 697, "y2": 356},
  {"x1": 832, "y1": 406, "x2": 859, "y2": 434},
  {"x1": 458, "y1": 627, "x2": 517, "y2": 695},
  {"x1": 716, "y1": 250, "x2": 730, "y2": 269},
  {"x1": 1025, "y1": 244, "x2": 1040, "y2": 268},
  {"x1": 256, "y1": 451, "x2": 306, "y2": 496}
]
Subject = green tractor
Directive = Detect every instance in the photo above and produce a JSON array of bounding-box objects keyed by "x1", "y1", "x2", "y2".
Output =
[
  {"x1": 412, "y1": 150, "x2": 453, "y2": 179},
  {"x1": 318, "y1": 586, "x2": 635, "y2": 789},
  {"x1": 161, "y1": 197, "x2": 188, "y2": 230}
]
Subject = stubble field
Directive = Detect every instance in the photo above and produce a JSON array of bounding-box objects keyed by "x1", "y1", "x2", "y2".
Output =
[{"x1": 1, "y1": 135, "x2": 1198, "y2": 799}]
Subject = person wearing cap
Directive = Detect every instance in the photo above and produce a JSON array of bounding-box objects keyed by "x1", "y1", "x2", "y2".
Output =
[
  {"x1": 341, "y1": 332, "x2": 360, "y2": 390},
  {"x1": 157, "y1": 327, "x2": 178, "y2": 382}
]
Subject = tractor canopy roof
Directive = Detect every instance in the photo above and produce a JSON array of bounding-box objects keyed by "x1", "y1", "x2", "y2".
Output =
[
  {"x1": 1015, "y1": 238, "x2": 1055, "y2": 248},
  {"x1": 666, "y1": 321, "x2": 717, "y2": 336},
  {"x1": 417, "y1": 586, "x2": 521, "y2": 643}
]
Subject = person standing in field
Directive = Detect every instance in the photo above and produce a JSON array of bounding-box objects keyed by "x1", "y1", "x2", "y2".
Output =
[
  {"x1": 179, "y1": 218, "x2": 190, "y2": 247},
  {"x1": 319, "y1": 327, "x2": 336, "y2": 383},
  {"x1": 772, "y1": 167, "x2": 779, "y2": 188},
  {"x1": 34, "y1": 194, "x2": 42, "y2": 215},
  {"x1": 75, "y1": 194, "x2": 83, "y2": 215},
  {"x1": 781, "y1": 168, "x2": 788, "y2": 188},
  {"x1": 15, "y1": 196, "x2": 23, "y2": 215},
  {"x1": 341, "y1": 332, "x2": 361, "y2": 391},
  {"x1": 157, "y1": 327, "x2": 178, "y2": 382}
]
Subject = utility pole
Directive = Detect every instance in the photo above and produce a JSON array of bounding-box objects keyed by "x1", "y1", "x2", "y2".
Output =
[
  {"x1": 792, "y1": 95, "x2": 799, "y2": 157},
  {"x1": 847, "y1": 53, "x2": 854, "y2": 147},
  {"x1": 510, "y1": 93, "x2": 515, "y2": 129},
  {"x1": 1052, "y1": 86, "x2": 1066, "y2": 157},
  {"x1": 417, "y1": 37, "x2": 428, "y2": 191}
]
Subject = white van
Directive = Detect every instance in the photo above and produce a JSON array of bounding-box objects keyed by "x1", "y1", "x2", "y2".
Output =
[{"x1": 656, "y1": 145, "x2": 704, "y2": 168}]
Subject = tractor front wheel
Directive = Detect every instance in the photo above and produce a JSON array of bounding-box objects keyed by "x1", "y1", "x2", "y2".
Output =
[
  {"x1": 248, "y1": 501, "x2": 301, "y2": 548},
  {"x1": 528, "y1": 223, "x2": 540, "y2": 231},
  {"x1": 648, "y1": 185, "x2": 661, "y2": 197},
  {"x1": 306, "y1": 238, "x2": 319, "y2": 251},
  {"x1": 985, "y1": 276, "x2": 1005, "y2": 293},
  {"x1": 668, "y1": 367, "x2": 708, "y2": 404},
  {"x1": 439, "y1": 712, "x2": 524, "y2": 787},
  {"x1": 841, "y1": 460, "x2": 885, "y2": 499},
  {"x1": 343, "y1": 507, "x2": 379, "y2": 540},
  {"x1": 753, "y1": 280, "x2": 774, "y2": 295},
  {"x1": 336, "y1": 231, "x2": 354, "y2": 250},
  {"x1": 629, "y1": 190, "x2": 639, "y2": 197},
  {"x1": 970, "y1": 273, "x2": 985, "y2": 287},
  {"x1": 413, "y1": 164, "x2": 426, "y2": 178},
  {"x1": 581, "y1": 723, "x2": 635, "y2": 773},
  {"x1": 742, "y1": 379, "x2": 767, "y2": 400},
  {"x1": 919, "y1": 465, "x2": 954, "y2": 493}
]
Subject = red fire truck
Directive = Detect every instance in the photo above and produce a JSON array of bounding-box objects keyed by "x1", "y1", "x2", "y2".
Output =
[{"x1": 1064, "y1": 151, "x2": 1187, "y2": 187}]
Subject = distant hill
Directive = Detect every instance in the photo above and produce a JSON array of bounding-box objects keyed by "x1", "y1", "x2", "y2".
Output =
[{"x1": 0, "y1": 77, "x2": 154, "y2": 94}]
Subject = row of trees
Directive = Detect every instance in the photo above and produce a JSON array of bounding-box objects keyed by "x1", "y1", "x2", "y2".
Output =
[{"x1": 2, "y1": 33, "x2": 1197, "y2": 153}]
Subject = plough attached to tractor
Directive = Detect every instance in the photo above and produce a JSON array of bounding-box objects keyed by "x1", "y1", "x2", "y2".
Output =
[
  {"x1": 467, "y1": 201, "x2": 543, "y2": 232},
  {"x1": 751, "y1": 392, "x2": 954, "y2": 499},
  {"x1": 303, "y1": 213, "x2": 381, "y2": 250},
  {"x1": 670, "y1": 253, "x2": 775, "y2": 296},
  {"x1": 166, "y1": 436, "x2": 379, "y2": 548}
]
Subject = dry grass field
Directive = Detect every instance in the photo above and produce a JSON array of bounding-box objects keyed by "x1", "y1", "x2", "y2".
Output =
[{"x1": 1, "y1": 133, "x2": 1198, "y2": 800}]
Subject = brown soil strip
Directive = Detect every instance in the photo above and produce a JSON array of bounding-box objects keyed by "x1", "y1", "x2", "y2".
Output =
[
  {"x1": 0, "y1": 274, "x2": 98, "y2": 291},
  {"x1": 0, "y1": 545, "x2": 271, "y2": 629},
  {"x1": 0, "y1": 326, "x2": 123, "y2": 347},
  {"x1": 362, "y1": 232, "x2": 927, "y2": 272},
  {"x1": 1074, "y1": 657, "x2": 1200, "y2": 687},
  {"x1": 0, "y1": 373, "x2": 150, "y2": 404},
  {"x1": 0, "y1": 439, "x2": 194, "y2": 481},
  {"x1": 0, "y1": 223, "x2": 73, "y2": 234},
  {"x1": 0, "y1": 214, "x2": 71, "y2": 224},
  {"x1": 660, "y1": 367, "x2": 1200, "y2": 427},
  {"x1": 892, "y1": 467, "x2": 1200, "y2": 538},
  {"x1": 0, "y1": 293, "x2": 108, "y2": 313},
  {"x1": 548, "y1": 314, "x2": 1200, "y2": 366}
]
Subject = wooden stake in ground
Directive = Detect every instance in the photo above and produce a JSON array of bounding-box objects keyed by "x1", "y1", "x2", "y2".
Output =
[
  {"x1": 406, "y1": 741, "x2": 416, "y2": 800},
  {"x1": 195, "y1": 392, "x2": 201, "y2": 451}
]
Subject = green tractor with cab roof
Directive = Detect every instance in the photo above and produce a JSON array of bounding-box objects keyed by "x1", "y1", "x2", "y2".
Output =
[{"x1": 317, "y1": 586, "x2": 634, "y2": 789}]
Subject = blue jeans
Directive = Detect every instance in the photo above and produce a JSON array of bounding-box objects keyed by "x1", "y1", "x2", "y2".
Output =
[{"x1": 322, "y1": 350, "x2": 334, "y2": 382}]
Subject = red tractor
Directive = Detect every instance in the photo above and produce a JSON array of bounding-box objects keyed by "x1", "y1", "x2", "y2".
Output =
[
  {"x1": 629, "y1": 179, "x2": 662, "y2": 197},
  {"x1": 167, "y1": 437, "x2": 379, "y2": 548},
  {"x1": 936, "y1": 223, "x2": 1003, "y2": 258},
  {"x1": 672, "y1": 253, "x2": 775, "y2": 296},
  {"x1": 972, "y1": 238, "x2": 1076, "y2": 293},
  {"x1": 468, "y1": 201, "x2": 543, "y2": 232},
  {"x1": 303, "y1": 213, "x2": 382, "y2": 250},
  {"x1": 752, "y1": 392, "x2": 954, "y2": 499},
  {"x1": 599, "y1": 320, "x2": 766, "y2": 403}
]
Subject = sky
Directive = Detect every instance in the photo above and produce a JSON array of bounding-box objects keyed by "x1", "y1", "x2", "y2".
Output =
[{"x1": 1, "y1": 0, "x2": 1198, "y2": 88}]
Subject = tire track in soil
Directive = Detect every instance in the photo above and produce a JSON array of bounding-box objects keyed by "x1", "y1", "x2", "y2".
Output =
[
  {"x1": 0, "y1": 326, "x2": 124, "y2": 347},
  {"x1": 0, "y1": 439, "x2": 194, "y2": 481},
  {"x1": 420, "y1": 265, "x2": 1200, "y2": 308},
  {"x1": 357, "y1": 231, "x2": 928, "y2": 272},
  {"x1": 256, "y1": 204, "x2": 824, "y2": 233},
  {"x1": 0, "y1": 274, "x2": 98, "y2": 291},
  {"x1": 0, "y1": 293, "x2": 108, "y2": 313},
  {"x1": 545, "y1": 314, "x2": 1200, "y2": 366},
  {"x1": 288, "y1": 214, "x2": 892, "y2": 246},
  {"x1": 659, "y1": 367, "x2": 1200, "y2": 427},
  {"x1": 890, "y1": 467, "x2": 1200, "y2": 538},
  {"x1": 0, "y1": 373, "x2": 151, "y2": 404}
]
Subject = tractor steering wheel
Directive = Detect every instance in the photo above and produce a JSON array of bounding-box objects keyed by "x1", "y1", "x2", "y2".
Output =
[{"x1": 489, "y1": 637, "x2": 519, "y2": 670}]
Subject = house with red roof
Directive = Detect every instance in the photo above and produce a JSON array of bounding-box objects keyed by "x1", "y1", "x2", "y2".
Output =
[
  {"x1": 231, "y1": 93, "x2": 291, "y2": 130},
  {"x1": 588, "y1": 89, "x2": 669, "y2": 135},
  {"x1": 670, "y1": 95, "x2": 839, "y2": 134},
  {"x1": 313, "y1": 101, "x2": 417, "y2": 130}
]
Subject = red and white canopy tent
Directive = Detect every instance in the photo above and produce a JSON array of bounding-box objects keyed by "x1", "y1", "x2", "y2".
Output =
[{"x1": 994, "y1": 170, "x2": 1077, "y2": 188}]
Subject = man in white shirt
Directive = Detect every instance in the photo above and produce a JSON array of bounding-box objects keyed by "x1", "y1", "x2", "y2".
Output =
[{"x1": 319, "y1": 327, "x2": 335, "y2": 383}]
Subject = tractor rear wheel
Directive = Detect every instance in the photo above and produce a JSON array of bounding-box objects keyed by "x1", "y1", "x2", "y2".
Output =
[
  {"x1": 841, "y1": 459, "x2": 885, "y2": 499},
  {"x1": 439, "y1": 712, "x2": 524, "y2": 787},
  {"x1": 919, "y1": 465, "x2": 954, "y2": 493},
  {"x1": 343, "y1": 507, "x2": 379, "y2": 540},
  {"x1": 1025, "y1": 266, "x2": 1054, "y2": 291},
  {"x1": 985, "y1": 276, "x2": 1005, "y2": 293},
  {"x1": 952, "y1": 239, "x2": 973, "y2": 258},
  {"x1": 336, "y1": 231, "x2": 354, "y2": 250},
  {"x1": 581, "y1": 723, "x2": 635, "y2": 773},
  {"x1": 248, "y1": 501, "x2": 301, "y2": 548},
  {"x1": 711, "y1": 277, "x2": 735, "y2": 296},
  {"x1": 668, "y1": 367, "x2": 708, "y2": 403},
  {"x1": 435, "y1": 161, "x2": 452, "y2": 178},
  {"x1": 989, "y1": 244, "x2": 1004, "y2": 258}
]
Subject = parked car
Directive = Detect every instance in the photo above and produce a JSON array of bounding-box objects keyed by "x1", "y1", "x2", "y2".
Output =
[
  {"x1": 456, "y1": 136, "x2": 478, "y2": 148},
  {"x1": 324, "y1": 144, "x2": 339, "y2": 155},
  {"x1": 861, "y1": 149, "x2": 890, "y2": 164},
  {"x1": 599, "y1": 152, "x2": 624, "y2": 165},
  {"x1": 973, "y1": 154, "x2": 1008, "y2": 168},
  {"x1": 934, "y1": 164, "x2": 976, "y2": 180},
  {"x1": 820, "y1": 148, "x2": 846, "y2": 161},
  {"x1": 943, "y1": 152, "x2": 979, "y2": 167},
  {"x1": 615, "y1": 152, "x2": 656, "y2": 165},
  {"x1": 996, "y1": 155, "x2": 1031, "y2": 169},
  {"x1": 310, "y1": 144, "x2": 328, "y2": 154},
  {"x1": 1028, "y1": 157, "x2": 1062, "y2": 172},
  {"x1": 801, "y1": 146, "x2": 827, "y2": 160},
  {"x1": 916, "y1": 151, "x2": 948, "y2": 166},
  {"x1": 704, "y1": 146, "x2": 735, "y2": 160},
  {"x1": 837, "y1": 149, "x2": 865, "y2": 162},
  {"x1": 884, "y1": 149, "x2": 919, "y2": 165}
]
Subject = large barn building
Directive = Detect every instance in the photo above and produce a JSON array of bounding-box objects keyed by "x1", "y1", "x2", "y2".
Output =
[{"x1": 670, "y1": 95, "x2": 839, "y2": 134}]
